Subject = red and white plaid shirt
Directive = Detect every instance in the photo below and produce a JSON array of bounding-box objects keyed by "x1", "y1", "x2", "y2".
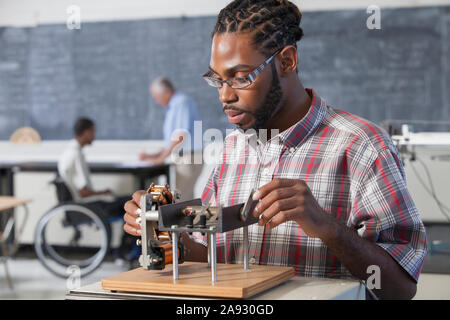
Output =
[{"x1": 194, "y1": 88, "x2": 427, "y2": 281}]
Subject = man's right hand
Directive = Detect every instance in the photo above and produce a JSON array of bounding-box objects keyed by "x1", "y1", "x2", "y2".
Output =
[
  {"x1": 123, "y1": 190, "x2": 147, "y2": 236},
  {"x1": 123, "y1": 189, "x2": 208, "y2": 262}
]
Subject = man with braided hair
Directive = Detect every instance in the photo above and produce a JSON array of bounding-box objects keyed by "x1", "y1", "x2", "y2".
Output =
[{"x1": 123, "y1": 0, "x2": 427, "y2": 299}]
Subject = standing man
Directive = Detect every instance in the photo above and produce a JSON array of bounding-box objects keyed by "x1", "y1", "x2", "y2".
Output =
[
  {"x1": 124, "y1": 1, "x2": 427, "y2": 299},
  {"x1": 140, "y1": 77, "x2": 203, "y2": 201}
]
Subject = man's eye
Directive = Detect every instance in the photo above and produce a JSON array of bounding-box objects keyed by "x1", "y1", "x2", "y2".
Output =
[{"x1": 234, "y1": 77, "x2": 249, "y2": 84}]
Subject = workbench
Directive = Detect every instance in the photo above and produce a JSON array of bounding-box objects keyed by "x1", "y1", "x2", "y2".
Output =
[{"x1": 65, "y1": 276, "x2": 365, "y2": 300}]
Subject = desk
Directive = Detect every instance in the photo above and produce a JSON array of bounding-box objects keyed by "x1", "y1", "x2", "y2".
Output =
[
  {"x1": 0, "y1": 161, "x2": 171, "y2": 196},
  {"x1": 0, "y1": 196, "x2": 31, "y2": 289},
  {"x1": 65, "y1": 277, "x2": 365, "y2": 300},
  {"x1": 0, "y1": 196, "x2": 31, "y2": 211}
]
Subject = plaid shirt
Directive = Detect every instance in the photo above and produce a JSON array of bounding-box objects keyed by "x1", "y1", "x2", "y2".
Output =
[{"x1": 195, "y1": 88, "x2": 427, "y2": 281}]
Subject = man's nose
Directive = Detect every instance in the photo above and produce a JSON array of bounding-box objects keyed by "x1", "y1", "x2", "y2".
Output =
[{"x1": 219, "y1": 82, "x2": 238, "y2": 105}]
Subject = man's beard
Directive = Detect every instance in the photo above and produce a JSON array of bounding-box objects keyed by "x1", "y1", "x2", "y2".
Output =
[
  {"x1": 248, "y1": 62, "x2": 283, "y2": 131},
  {"x1": 223, "y1": 62, "x2": 283, "y2": 131}
]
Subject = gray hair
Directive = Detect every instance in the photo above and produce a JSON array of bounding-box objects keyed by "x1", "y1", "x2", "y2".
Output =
[{"x1": 150, "y1": 77, "x2": 175, "y2": 94}]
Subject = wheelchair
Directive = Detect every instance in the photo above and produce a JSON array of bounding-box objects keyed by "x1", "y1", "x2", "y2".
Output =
[{"x1": 34, "y1": 176, "x2": 124, "y2": 278}]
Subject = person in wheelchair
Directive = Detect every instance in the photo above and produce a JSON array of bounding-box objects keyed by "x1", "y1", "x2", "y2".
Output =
[
  {"x1": 57, "y1": 117, "x2": 137, "y2": 264},
  {"x1": 58, "y1": 117, "x2": 113, "y2": 202}
]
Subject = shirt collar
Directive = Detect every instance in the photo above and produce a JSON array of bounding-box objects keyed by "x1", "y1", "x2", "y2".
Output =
[
  {"x1": 277, "y1": 88, "x2": 327, "y2": 149},
  {"x1": 70, "y1": 139, "x2": 82, "y2": 150},
  {"x1": 242, "y1": 88, "x2": 327, "y2": 148}
]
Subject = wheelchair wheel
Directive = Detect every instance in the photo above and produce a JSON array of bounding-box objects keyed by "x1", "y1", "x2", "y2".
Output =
[{"x1": 34, "y1": 203, "x2": 111, "y2": 278}]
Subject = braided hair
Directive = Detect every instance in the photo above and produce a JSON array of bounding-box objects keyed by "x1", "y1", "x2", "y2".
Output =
[{"x1": 213, "y1": 0, "x2": 304, "y2": 57}]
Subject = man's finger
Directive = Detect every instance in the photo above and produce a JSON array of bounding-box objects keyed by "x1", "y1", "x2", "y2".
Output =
[
  {"x1": 124, "y1": 212, "x2": 141, "y2": 230},
  {"x1": 253, "y1": 186, "x2": 298, "y2": 217},
  {"x1": 258, "y1": 197, "x2": 298, "y2": 226},
  {"x1": 253, "y1": 178, "x2": 296, "y2": 201},
  {"x1": 124, "y1": 224, "x2": 141, "y2": 237},
  {"x1": 266, "y1": 208, "x2": 297, "y2": 229},
  {"x1": 132, "y1": 190, "x2": 147, "y2": 207},
  {"x1": 124, "y1": 200, "x2": 141, "y2": 218}
]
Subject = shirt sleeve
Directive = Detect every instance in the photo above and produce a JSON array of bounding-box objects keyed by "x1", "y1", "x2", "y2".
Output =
[{"x1": 349, "y1": 148, "x2": 428, "y2": 282}]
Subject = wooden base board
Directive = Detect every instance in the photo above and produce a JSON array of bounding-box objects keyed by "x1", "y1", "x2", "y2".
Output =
[{"x1": 101, "y1": 262, "x2": 295, "y2": 299}]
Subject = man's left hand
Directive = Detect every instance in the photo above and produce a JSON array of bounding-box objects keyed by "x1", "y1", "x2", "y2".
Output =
[{"x1": 252, "y1": 178, "x2": 335, "y2": 240}]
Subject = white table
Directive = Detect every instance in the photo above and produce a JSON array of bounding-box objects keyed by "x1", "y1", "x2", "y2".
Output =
[{"x1": 65, "y1": 277, "x2": 365, "y2": 300}]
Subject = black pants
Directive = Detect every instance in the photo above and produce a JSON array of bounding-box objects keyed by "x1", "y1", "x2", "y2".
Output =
[
  {"x1": 89, "y1": 195, "x2": 137, "y2": 260},
  {"x1": 90, "y1": 195, "x2": 129, "y2": 218}
]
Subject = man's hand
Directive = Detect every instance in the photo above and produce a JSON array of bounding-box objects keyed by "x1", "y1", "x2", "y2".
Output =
[
  {"x1": 139, "y1": 152, "x2": 149, "y2": 161},
  {"x1": 252, "y1": 178, "x2": 335, "y2": 240},
  {"x1": 123, "y1": 190, "x2": 147, "y2": 236},
  {"x1": 252, "y1": 178, "x2": 418, "y2": 299},
  {"x1": 101, "y1": 188, "x2": 113, "y2": 195},
  {"x1": 122, "y1": 189, "x2": 208, "y2": 262},
  {"x1": 79, "y1": 187, "x2": 112, "y2": 197}
]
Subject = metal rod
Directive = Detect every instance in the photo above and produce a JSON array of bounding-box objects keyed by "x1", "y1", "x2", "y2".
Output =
[
  {"x1": 144, "y1": 211, "x2": 159, "y2": 221},
  {"x1": 140, "y1": 195, "x2": 149, "y2": 269},
  {"x1": 243, "y1": 226, "x2": 249, "y2": 270},
  {"x1": 210, "y1": 233, "x2": 217, "y2": 283},
  {"x1": 224, "y1": 232, "x2": 228, "y2": 264},
  {"x1": 172, "y1": 228, "x2": 178, "y2": 281},
  {"x1": 207, "y1": 233, "x2": 211, "y2": 267}
]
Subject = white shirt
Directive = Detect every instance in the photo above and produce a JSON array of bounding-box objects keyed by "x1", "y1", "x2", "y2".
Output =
[
  {"x1": 57, "y1": 139, "x2": 93, "y2": 202},
  {"x1": 58, "y1": 139, "x2": 114, "y2": 203}
]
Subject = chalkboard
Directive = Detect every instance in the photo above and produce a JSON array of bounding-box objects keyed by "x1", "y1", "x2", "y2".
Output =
[
  {"x1": 0, "y1": 27, "x2": 30, "y2": 138},
  {"x1": 300, "y1": 6, "x2": 450, "y2": 133},
  {"x1": 0, "y1": 6, "x2": 449, "y2": 140}
]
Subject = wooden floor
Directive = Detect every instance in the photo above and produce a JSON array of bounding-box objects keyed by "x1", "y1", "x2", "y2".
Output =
[{"x1": 101, "y1": 262, "x2": 295, "y2": 298}]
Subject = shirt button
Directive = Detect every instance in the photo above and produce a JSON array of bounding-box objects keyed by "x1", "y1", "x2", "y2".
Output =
[
  {"x1": 249, "y1": 257, "x2": 256, "y2": 264},
  {"x1": 262, "y1": 168, "x2": 270, "y2": 175},
  {"x1": 289, "y1": 147, "x2": 296, "y2": 154}
]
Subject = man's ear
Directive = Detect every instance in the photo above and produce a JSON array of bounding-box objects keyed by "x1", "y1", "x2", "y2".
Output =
[{"x1": 277, "y1": 46, "x2": 298, "y2": 76}]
